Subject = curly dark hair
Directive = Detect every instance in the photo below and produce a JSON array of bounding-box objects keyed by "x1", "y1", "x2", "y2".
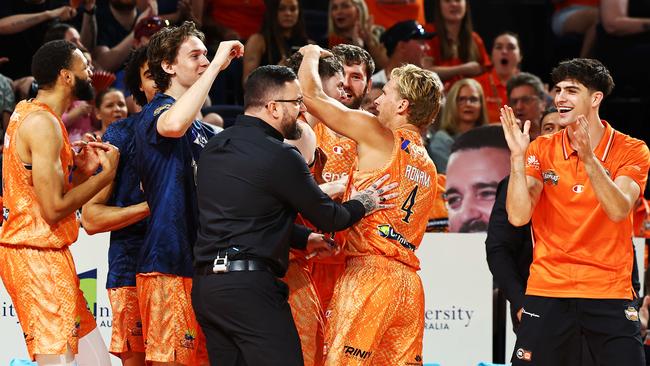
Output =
[
  {"x1": 331, "y1": 44, "x2": 375, "y2": 82},
  {"x1": 551, "y1": 58, "x2": 614, "y2": 97},
  {"x1": 284, "y1": 50, "x2": 343, "y2": 80},
  {"x1": 32, "y1": 40, "x2": 78, "y2": 90},
  {"x1": 125, "y1": 46, "x2": 150, "y2": 106},
  {"x1": 147, "y1": 21, "x2": 205, "y2": 92}
]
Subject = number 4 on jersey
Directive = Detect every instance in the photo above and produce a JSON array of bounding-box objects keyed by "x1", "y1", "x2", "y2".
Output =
[{"x1": 401, "y1": 185, "x2": 418, "y2": 223}]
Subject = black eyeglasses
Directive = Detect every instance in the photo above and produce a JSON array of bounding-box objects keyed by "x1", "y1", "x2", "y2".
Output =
[{"x1": 273, "y1": 97, "x2": 304, "y2": 106}]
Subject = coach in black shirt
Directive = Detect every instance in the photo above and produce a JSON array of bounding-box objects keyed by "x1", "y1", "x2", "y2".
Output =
[{"x1": 192, "y1": 65, "x2": 392, "y2": 366}]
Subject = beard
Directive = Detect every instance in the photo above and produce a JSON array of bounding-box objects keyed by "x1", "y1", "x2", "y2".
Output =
[
  {"x1": 343, "y1": 92, "x2": 364, "y2": 110},
  {"x1": 73, "y1": 76, "x2": 95, "y2": 101},
  {"x1": 458, "y1": 219, "x2": 488, "y2": 233},
  {"x1": 283, "y1": 118, "x2": 302, "y2": 140}
]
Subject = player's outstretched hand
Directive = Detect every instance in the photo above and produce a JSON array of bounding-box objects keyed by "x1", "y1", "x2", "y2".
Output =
[{"x1": 213, "y1": 40, "x2": 244, "y2": 71}]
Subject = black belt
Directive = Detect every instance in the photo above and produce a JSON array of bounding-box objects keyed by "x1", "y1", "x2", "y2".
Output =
[{"x1": 195, "y1": 259, "x2": 272, "y2": 275}]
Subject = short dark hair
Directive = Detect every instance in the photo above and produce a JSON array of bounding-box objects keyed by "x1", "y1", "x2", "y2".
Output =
[
  {"x1": 551, "y1": 58, "x2": 614, "y2": 96},
  {"x1": 540, "y1": 106, "x2": 558, "y2": 122},
  {"x1": 284, "y1": 51, "x2": 343, "y2": 80},
  {"x1": 506, "y1": 72, "x2": 545, "y2": 100},
  {"x1": 244, "y1": 65, "x2": 297, "y2": 109},
  {"x1": 147, "y1": 21, "x2": 205, "y2": 92},
  {"x1": 125, "y1": 46, "x2": 150, "y2": 106},
  {"x1": 332, "y1": 44, "x2": 375, "y2": 82},
  {"x1": 32, "y1": 40, "x2": 78, "y2": 90},
  {"x1": 44, "y1": 23, "x2": 74, "y2": 43},
  {"x1": 450, "y1": 125, "x2": 508, "y2": 154}
]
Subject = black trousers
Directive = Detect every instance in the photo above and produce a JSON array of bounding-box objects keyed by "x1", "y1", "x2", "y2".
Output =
[
  {"x1": 512, "y1": 295, "x2": 645, "y2": 366},
  {"x1": 192, "y1": 270, "x2": 304, "y2": 366}
]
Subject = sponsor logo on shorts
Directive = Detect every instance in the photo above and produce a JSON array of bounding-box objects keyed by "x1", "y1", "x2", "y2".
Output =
[
  {"x1": 542, "y1": 170, "x2": 559, "y2": 185},
  {"x1": 625, "y1": 306, "x2": 639, "y2": 321},
  {"x1": 325, "y1": 309, "x2": 332, "y2": 319},
  {"x1": 377, "y1": 224, "x2": 416, "y2": 251},
  {"x1": 322, "y1": 343, "x2": 329, "y2": 356},
  {"x1": 343, "y1": 345, "x2": 372, "y2": 360},
  {"x1": 131, "y1": 320, "x2": 143, "y2": 336},
  {"x1": 71, "y1": 315, "x2": 81, "y2": 337},
  {"x1": 332, "y1": 146, "x2": 344, "y2": 155},
  {"x1": 180, "y1": 329, "x2": 196, "y2": 349},
  {"x1": 515, "y1": 348, "x2": 532, "y2": 361},
  {"x1": 526, "y1": 155, "x2": 540, "y2": 170},
  {"x1": 2, "y1": 207, "x2": 8, "y2": 221},
  {"x1": 404, "y1": 354, "x2": 423, "y2": 365}
]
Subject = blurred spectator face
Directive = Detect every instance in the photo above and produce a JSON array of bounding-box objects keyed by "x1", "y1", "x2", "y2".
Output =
[
  {"x1": 456, "y1": 84, "x2": 481, "y2": 126},
  {"x1": 554, "y1": 80, "x2": 592, "y2": 127},
  {"x1": 446, "y1": 147, "x2": 510, "y2": 232},
  {"x1": 169, "y1": 36, "x2": 210, "y2": 88},
  {"x1": 440, "y1": 0, "x2": 466, "y2": 23},
  {"x1": 110, "y1": 0, "x2": 136, "y2": 11},
  {"x1": 278, "y1": 0, "x2": 300, "y2": 30},
  {"x1": 509, "y1": 85, "x2": 544, "y2": 127},
  {"x1": 139, "y1": 62, "x2": 157, "y2": 103},
  {"x1": 322, "y1": 71, "x2": 346, "y2": 102},
  {"x1": 64, "y1": 28, "x2": 84, "y2": 49},
  {"x1": 331, "y1": 0, "x2": 358, "y2": 31},
  {"x1": 341, "y1": 63, "x2": 369, "y2": 109},
  {"x1": 541, "y1": 111, "x2": 562, "y2": 135},
  {"x1": 492, "y1": 34, "x2": 520, "y2": 76},
  {"x1": 360, "y1": 85, "x2": 383, "y2": 115},
  {"x1": 401, "y1": 39, "x2": 430, "y2": 67},
  {"x1": 96, "y1": 90, "x2": 128, "y2": 126}
]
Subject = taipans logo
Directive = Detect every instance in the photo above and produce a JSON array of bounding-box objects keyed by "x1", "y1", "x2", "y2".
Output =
[
  {"x1": 181, "y1": 329, "x2": 196, "y2": 349},
  {"x1": 78, "y1": 269, "x2": 97, "y2": 317},
  {"x1": 377, "y1": 225, "x2": 416, "y2": 251},
  {"x1": 526, "y1": 155, "x2": 540, "y2": 170},
  {"x1": 343, "y1": 345, "x2": 372, "y2": 360},
  {"x1": 515, "y1": 348, "x2": 532, "y2": 361},
  {"x1": 542, "y1": 170, "x2": 559, "y2": 186},
  {"x1": 625, "y1": 306, "x2": 639, "y2": 321}
]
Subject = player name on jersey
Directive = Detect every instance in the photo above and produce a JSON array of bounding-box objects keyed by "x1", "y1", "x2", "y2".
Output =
[{"x1": 405, "y1": 165, "x2": 431, "y2": 187}]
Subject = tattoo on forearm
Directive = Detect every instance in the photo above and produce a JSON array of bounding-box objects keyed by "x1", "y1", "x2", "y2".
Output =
[{"x1": 353, "y1": 191, "x2": 378, "y2": 213}]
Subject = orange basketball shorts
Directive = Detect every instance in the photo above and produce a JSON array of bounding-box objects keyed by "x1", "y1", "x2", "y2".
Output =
[
  {"x1": 136, "y1": 273, "x2": 208, "y2": 365},
  {"x1": 0, "y1": 245, "x2": 96, "y2": 360},
  {"x1": 107, "y1": 286, "x2": 145, "y2": 356},
  {"x1": 284, "y1": 257, "x2": 324, "y2": 366},
  {"x1": 323, "y1": 255, "x2": 424, "y2": 366}
]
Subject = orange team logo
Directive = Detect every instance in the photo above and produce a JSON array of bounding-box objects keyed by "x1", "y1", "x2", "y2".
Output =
[{"x1": 181, "y1": 329, "x2": 196, "y2": 349}]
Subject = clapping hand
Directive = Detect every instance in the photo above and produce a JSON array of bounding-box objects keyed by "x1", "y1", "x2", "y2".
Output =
[{"x1": 500, "y1": 105, "x2": 530, "y2": 157}]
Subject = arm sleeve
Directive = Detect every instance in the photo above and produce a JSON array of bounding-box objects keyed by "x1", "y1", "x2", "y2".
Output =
[
  {"x1": 270, "y1": 147, "x2": 365, "y2": 232},
  {"x1": 615, "y1": 140, "x2": 650, "y2": 196},
  {"x1": 289, "y1": 224, "x2": 312, "y2": 250},
  {"x1": 525, "y1": 139, "x2": 543, "y2": 182},
  {"x1": 485, "y1": 177, "x2": 530, "y2": 311}
]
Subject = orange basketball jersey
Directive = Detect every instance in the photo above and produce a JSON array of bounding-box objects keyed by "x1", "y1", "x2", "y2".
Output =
[
  {"x1": 313, "y1": 122, "x2": 356, "y2": 183},
  {"x1": 1, "y1": 100, "x2": 79, "y2": 248},
  {"x1": 344, "y1": 128, "x2": 437, "y2": 270}
]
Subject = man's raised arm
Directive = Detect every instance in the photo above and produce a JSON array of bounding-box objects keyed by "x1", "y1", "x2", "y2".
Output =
[{"x1": 297, "y1": 44, "x2": 389, "y2": 148}]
